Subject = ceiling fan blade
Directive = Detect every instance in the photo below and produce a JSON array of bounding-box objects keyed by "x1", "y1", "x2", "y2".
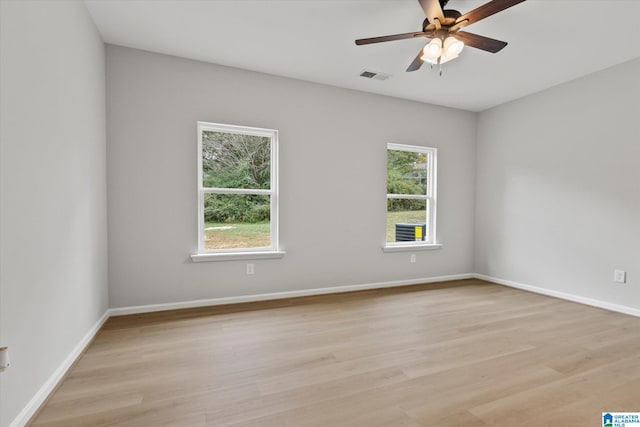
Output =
[
  {"x1": 406, "y1": 49, "x2": 425, "y2": 72},
  {"x1": 454, "y1": 31, "x2": 508, "y2": 53},
  {"x1": 455, "y1": 0, "x2": 526, "y2": 28},
  {"x1": 418, "y1": 0, "x2": 445, "y2": 24},
  {"x1": 355, "y1": 31, "x2": 428, "y2": 46}
]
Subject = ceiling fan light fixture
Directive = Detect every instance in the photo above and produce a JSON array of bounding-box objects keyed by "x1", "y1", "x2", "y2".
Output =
[
  {"x1": 421, "y1": 38, "x2": 442, "y2": 63},
  {"x1": 424, "y1": 38, "x2": 442, "y2": 55},
  {"x1": 443, "y1": 36, "x2": 464, "y2": 57}
]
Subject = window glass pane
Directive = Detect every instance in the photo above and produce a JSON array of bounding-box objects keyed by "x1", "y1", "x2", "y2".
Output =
[
  {"x1": 203, "y1": 194, "x2": 270, "y2": 250},
  {"x1": 202, "y1": 130, "x2": 271, "y2": 189},
  {"x1": 386, "y1": 198, "x2": 427, "y2": 243},
  {"x1": 387, "y1": 149, "x2": 428, "y2": 195}
]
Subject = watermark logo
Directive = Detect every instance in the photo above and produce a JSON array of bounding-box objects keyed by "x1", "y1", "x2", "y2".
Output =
[{"x1": 603, "y1": 412, "x2": 640, "y2": 427}]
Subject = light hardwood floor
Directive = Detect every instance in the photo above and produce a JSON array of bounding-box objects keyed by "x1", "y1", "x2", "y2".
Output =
[{"x1": 30, "y1": 279, "x2": 640, "y2": 426}]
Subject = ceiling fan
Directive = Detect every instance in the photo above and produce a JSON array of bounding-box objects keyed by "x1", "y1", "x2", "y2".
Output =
[{"x1": 355, "y1": 0, "x2": 526, "y2": 72}]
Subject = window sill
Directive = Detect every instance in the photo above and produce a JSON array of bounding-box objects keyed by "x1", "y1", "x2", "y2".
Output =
[
  {"x1": 382, "y1": 243, "x2": 443, "y2": 253},
  {"x1": 191, "y1": 251, "x2": 286, "y2": 263}
]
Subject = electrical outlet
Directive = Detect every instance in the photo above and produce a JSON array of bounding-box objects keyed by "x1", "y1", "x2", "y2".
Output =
[
  {"x1": 410, "y1": 254, "x2": 416, "y2": 263},
  {"x1": 246, "y1": 263, "x2": 255, "y2": 275},
  {"x1": 614, "y1": 269, "x2": 626, "y2": 283}
]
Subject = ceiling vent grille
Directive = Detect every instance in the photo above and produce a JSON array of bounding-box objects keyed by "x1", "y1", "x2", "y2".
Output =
[{"x1": 359, "y1": 70, "x2": 390, "y2": 81}]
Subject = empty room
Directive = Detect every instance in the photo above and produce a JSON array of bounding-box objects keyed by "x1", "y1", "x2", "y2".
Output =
[{"x1": 1, "y1": 0, "x2": 640, "y2": 426}]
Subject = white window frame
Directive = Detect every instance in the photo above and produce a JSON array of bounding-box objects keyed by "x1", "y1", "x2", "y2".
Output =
[
  {"x1": 383, "y1": 143, "x2": 441, "y2": 252},
  {"x1": 191, "y1": 121, "x2": 284, "y2": 262}
]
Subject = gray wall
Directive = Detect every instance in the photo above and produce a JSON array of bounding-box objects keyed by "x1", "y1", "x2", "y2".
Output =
[
  {"x1": 106, "y1": 45, "x2": 477, "y2": 308},
  {"x1": 0, "y1": 1, "x2": 108, "y2": 426},
  {"x1": 475, "y1": 57, "x2": 640, "y2": 309}
]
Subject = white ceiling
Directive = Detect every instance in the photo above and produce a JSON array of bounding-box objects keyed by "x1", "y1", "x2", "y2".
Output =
[{"x1": 85, "y1": 0, "x2": 640, "y2": 112}]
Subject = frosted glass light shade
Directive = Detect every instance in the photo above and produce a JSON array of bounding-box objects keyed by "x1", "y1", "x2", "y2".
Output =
[
  {"x1": 421, "y1": 38, "x2": 442, "y2": 63},
  {"x1": 443, "y1": 36, "x2": 464, "y2": 56}
]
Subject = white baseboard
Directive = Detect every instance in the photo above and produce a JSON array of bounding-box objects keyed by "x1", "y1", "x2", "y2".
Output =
[
  {"x1": 9, "y1": 310, "x2": 110, "y2": 427},
  {"x1": 109, "y1": 273, "x2": 475, "y2": 316},
  {"x1": 474, "y1": 273, "x2": 640, "y2": 318}
]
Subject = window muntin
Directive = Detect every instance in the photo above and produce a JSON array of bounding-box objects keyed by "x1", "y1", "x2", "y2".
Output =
[
  {"x1": 386, "y1": 144, "x2": 437, "y2": 246},
  {"x1": 197, "y1": 122, "x2": 278, "y2": 253}
]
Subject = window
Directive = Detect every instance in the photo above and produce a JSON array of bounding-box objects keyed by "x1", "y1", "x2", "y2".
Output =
[
  {"x1": 192, "y1": 122, "x2": 282, "y2": 261},
  {"x1": 385, "y1": 143, "x2": 439, "y2": 249}
]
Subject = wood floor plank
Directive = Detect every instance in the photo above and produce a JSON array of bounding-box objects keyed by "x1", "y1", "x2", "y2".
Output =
[
  {"x1": 468, "y1": 354, "x2": 640, "y2": 425},
  {"x1": 29, "y1": 279, "x2": 640, "y2": 426}
]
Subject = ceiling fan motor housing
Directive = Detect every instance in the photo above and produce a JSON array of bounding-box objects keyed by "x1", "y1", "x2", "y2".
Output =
[{"x1": 422, "y1": 9, "x2": 462, "y2": 31}]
